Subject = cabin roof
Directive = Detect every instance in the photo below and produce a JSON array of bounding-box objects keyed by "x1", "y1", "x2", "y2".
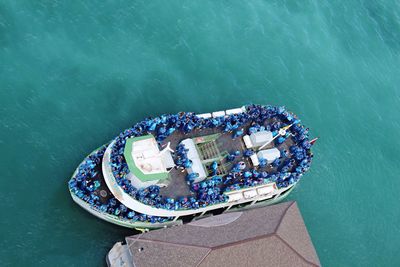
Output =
[
  {"x1": 123, "y1": 135, "x2": 169, "y2": 182},
  {"x1": 121, "y1": 201, "x2": 320, "y2": 267}
]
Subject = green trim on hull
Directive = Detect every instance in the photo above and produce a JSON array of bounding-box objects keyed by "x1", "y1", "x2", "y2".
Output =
[
  {"x1": 68, "y1": 183, "x2": 296, "y2": 230},
  {"x1": 68, "y1": 143, "x2": 298, "y2": 231}
]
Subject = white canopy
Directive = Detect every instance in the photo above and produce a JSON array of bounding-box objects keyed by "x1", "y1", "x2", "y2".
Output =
[
  {"x1": 181, "y1": 138, "x2": 207, "y2": 182},
  {"x1": 250, "y1": 154, "x2": 259, "y2": 166},
  {"x1": 257, "y1": 148, "x2": 281, "y2": 163},
  {"x1": 181, "y1": 138, "x2": 198, "y2": 159},
  {"x1": 249, "y1": 131, "x2": 273, "y2": 147}
]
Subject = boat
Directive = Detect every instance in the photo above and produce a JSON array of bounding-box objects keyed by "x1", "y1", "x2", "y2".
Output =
[{"x1": 68, "y1": 104, "x2": 316, "y2": 231}]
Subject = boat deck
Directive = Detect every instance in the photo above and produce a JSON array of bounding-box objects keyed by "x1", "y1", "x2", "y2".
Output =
[
  {"x1": 158, "y1": 119, "x2": 294, "y2": 199},
  {"x1": 92, "y1": 164, "x2": 114, "y2": 204},
  {"x1": 69, "y1": 105, "x2": 312, "y2": 226}
]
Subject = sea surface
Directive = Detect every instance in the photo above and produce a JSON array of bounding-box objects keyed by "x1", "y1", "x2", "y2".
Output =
[{"x1": 1, "y1": 1, "x2": 400, "y2": 266}]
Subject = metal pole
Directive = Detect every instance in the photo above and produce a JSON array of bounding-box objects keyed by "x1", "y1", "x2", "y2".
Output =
[{"x1": 258, "y1": 124, "x2": 294, "y2": 151}]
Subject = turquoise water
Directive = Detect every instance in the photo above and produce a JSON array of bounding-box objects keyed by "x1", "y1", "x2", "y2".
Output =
[{"x1": 1, "y1": 0, "x2": 400, "y2": 266}]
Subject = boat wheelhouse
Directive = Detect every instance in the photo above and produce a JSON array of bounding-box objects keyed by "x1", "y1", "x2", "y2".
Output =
[{"x1": 68, "y1": 104, "x2": 315, "y2": 230}]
